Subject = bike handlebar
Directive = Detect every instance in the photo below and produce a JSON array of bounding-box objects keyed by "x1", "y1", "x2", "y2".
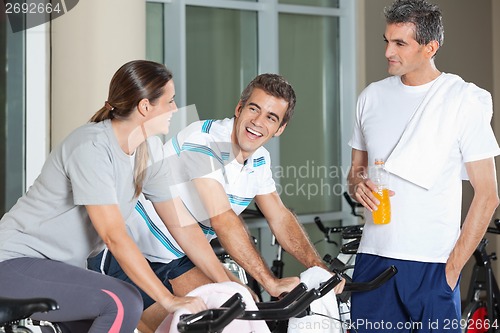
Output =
[
  {"x1": 314, "y1": 217, "x2": 363, "y2": 239},
  {"x1": 256, "y1": 283, "x2": 308, "y2": 310},
  {"x1": 343, "y1": 192, "x2": 364, "y2": 219},
  {"x1": 177, "y1": 266, "x2": 398, "y2": 332},
  {"x1": 314, "y1": 216, "x2": 363, "y2": 254},
  {"x1": 486, "y1": 218, "x2": 500, "y2": 235},
  {"x1": 241, "y1": 274, "x2": 343, "y2": 320},
  {"x1": 177, "y1": 293, "x2": 246, "y2": 333},
  {"x1": 342, "y1": 265, "x2": 397, "y2": 292},
  {"x1": 177, "y1": 274, "x2": 342, "y2": 332},
  {"x1": 240, "y1": 288, "x2": 323, "y2": 321}
]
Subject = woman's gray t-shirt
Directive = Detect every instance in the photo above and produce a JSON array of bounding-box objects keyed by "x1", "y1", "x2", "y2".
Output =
[{"x1": 0, "y1": 120, "x2": 172, "y2": 268}]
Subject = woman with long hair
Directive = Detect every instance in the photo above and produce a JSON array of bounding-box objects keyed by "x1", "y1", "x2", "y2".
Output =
[{"x1": 0, "y1": 60, "x2": 207, "y2": 332}]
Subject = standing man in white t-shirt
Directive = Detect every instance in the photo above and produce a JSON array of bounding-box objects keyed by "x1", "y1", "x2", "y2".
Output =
[{"x1": 347, "y1": 0, "x2": 499, "y2": 332}]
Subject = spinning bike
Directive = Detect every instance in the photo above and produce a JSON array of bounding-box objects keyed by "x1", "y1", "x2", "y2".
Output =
[
  {"x1": 315, "y1": 216, "x2": 364, "y2": 332},
  {"x1": 461, "y1": 219, "x2": 500, "y2": 333},
  {"x1": 0, "y1": 297, "x2": 59, "y2": 333},
  {"x1": 177, "y1": 266, "x2": 397, "y2": 333}
]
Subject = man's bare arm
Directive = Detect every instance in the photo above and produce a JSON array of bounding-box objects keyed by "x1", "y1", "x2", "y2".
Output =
[
  {"x1": 193, "y1": 177, "x2": 300, "y2": 297},
  {"x1": 254, "y1": 192, "x2": 345, "y2": 294},
  {"x1": 254, "y1": 192, "x2": 325, "y2": 269},
  {"x1": 446, "y1": 157, "x2": 499, "y2": 289}
]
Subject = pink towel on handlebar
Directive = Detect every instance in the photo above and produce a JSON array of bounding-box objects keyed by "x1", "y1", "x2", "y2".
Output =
[{"x1": 157, "y1": 281, "x2": 270, "y2": 333}]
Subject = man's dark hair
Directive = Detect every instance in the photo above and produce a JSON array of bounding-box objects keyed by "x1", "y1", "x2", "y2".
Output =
[
  {"x1": 239, "y1": 73, "x2": 296, "y2": 127},
  {"x1": 384, "y1": 0, "x2": 444, "y2": 48}
]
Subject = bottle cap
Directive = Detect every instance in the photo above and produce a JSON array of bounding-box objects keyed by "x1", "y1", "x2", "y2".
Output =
[{"x1": 374, "y1": 159, "x2": 385, "y2": 165}]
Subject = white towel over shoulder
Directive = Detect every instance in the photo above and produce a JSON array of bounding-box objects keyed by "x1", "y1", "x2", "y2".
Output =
[
  {"x1": 288, "y1": 267, "x2": 341, "y2": 333},
  {"x1": 385, "y1": 73, "x2": 492, "y2": 189}
]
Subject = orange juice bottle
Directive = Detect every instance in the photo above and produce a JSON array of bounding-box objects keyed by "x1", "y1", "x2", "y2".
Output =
[{"x1": 372, "y1": 159, "x2": 391, "y2": 225}]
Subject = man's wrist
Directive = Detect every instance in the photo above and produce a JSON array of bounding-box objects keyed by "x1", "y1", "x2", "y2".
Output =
[
  {"x1": 261, "y1": 275, "x2": 280, "y2": 295},
  {"x1": 309, "y1": 260, "x2": 328, "y2": 271}
]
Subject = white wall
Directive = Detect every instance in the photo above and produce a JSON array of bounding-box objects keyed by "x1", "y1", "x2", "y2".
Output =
[
  {"x1": 26, "y1": 24, "x2": 50, "y2": 189},
  {"x1": 51, "y1": 0, "x2": 146, "y2": 147}
]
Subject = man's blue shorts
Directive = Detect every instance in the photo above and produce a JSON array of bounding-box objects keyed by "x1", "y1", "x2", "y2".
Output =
[
  {"x1": 87, "y1": 251, "x2": 195, "y2": 309},
  {"x1": 350, "y1": 253, "x2": 461, "y2": 333}
]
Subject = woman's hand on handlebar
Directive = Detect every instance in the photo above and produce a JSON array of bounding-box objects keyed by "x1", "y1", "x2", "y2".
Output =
[
  {"x1": 160, "y1": 295, "x2": 207, "y2": 314},
  {"x1": 333, "y1": 276, "x2": 346, "y2": 294},
  {"x1": 246, "y1": 285, "x2": 261, "y2": 303}
]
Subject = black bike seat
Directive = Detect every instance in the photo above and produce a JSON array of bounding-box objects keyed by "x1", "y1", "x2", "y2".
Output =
[{"x1": 0, "y1": 297, "x2": 58, "y2": 325}]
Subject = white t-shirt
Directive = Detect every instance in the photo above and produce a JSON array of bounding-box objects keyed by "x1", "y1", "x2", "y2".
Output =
[
  {"x1": 0, "y1": 120, "x2": 172, "y2": 268},
  {"x1": 349, "y1": 74, "x2": 500, "y2": 263},
  {"x1": 127, "y1": 118, "x2": 277, "y2": 264}
]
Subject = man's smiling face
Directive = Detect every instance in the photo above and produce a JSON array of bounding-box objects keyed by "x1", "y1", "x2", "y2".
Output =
[{"x1": 232, "y1": 88, "x2": 288, "y2": 161}]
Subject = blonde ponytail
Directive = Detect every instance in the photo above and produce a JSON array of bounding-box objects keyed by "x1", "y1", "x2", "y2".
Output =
[{"x1": 133, "y1": 141, "x2": 150, "y2": 197}]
